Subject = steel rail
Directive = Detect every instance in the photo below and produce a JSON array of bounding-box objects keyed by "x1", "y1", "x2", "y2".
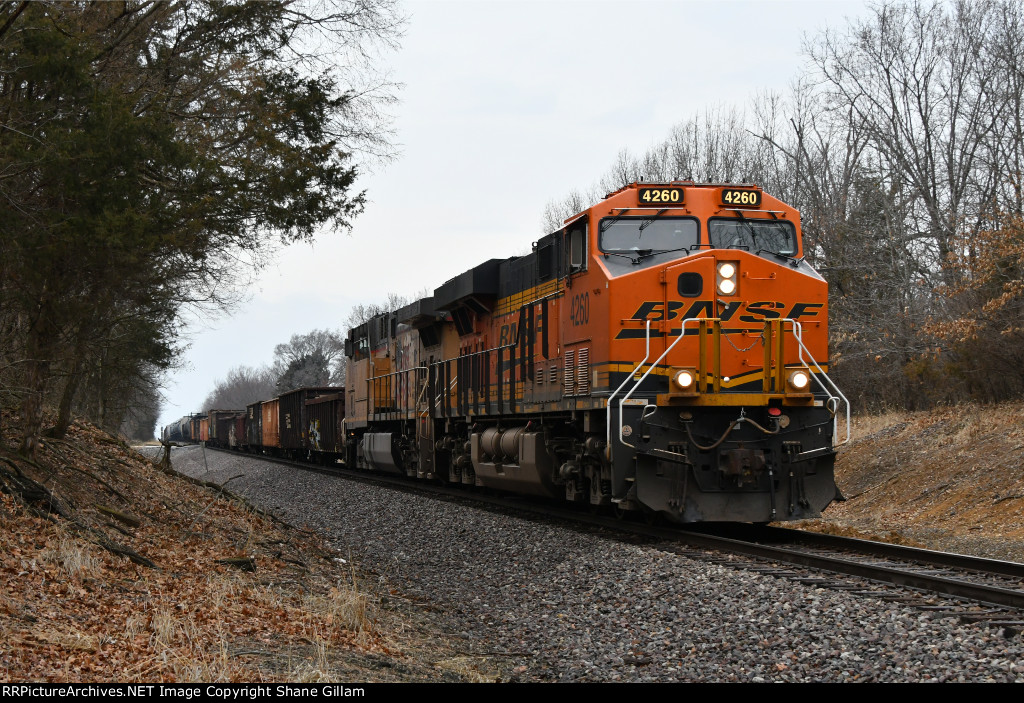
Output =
[
  {"x1": 751, "y1": 525, "x2": 1024, "y2": 579},
  {"x1": 190, "y1": 446, "x2": 1024, "y2": 612},
  {"x1": 671, "y1": 529, "x2": 1024, "y2": 610}
]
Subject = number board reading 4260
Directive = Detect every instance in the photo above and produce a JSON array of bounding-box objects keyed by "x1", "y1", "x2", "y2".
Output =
[
  {"x1": 721, "y1": 188, "x2": 761, "y2": 207},
  {"x1": 638, "y1": 187, "x2": 684, "y2": 205}
]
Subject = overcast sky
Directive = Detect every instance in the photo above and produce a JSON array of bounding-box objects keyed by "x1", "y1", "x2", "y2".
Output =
[{"x1": 157, "y1": 0, "x2": 870, "y2": 429}]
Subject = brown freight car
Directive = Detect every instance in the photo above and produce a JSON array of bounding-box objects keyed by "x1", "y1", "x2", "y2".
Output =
[
  {"x1": 246, "y1": 401, "x2": 262, "y2": 450},
  {"x1": 189, "y1": 414, "x2": 206, "y2": 443},
  {"x1": 278, "y1": 387, "x2": 343, "y2": 459},
  {"x1": 208, "y1": 409, "x2": 244, "y2": 449},
  {"x1": 261, "y1": 398, "x2": 280, "y2": 451},
  {"x1": 305, "y1": 392, "x2": 345, "y2": 464}
]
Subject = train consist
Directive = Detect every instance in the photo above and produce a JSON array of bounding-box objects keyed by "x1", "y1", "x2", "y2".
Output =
[{"x1": 164, "y1": 182, "x2": 848, "y2": 523}]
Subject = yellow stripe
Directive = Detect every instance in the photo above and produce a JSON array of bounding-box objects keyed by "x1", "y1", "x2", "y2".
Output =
[
  {"x1": 493, "y1": 278, "x2": 562, "y2": 316},
  {"x1": 603, "y1": 362, "x2": 830, "y2": 388}
]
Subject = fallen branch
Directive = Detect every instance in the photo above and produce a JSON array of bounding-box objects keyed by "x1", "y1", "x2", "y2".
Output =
[
  {"x1": 216, "y1": 556, "x2": 256, "y2": 572},
  {"x1": 96, "y1": 504, "x2": 142, "y2": 528},
  {"x1": 87, "y1": 531, "x2": 157, "y2": 569},
  {"x1": 231, "y1": 650, "x2": 275, "y2": 658},
  {"x1": 0, "y1": 464, "x2": 74, "y2": 518},
  {"x1": 27, "y1": 438, "x2": 131, "y2": 502}
]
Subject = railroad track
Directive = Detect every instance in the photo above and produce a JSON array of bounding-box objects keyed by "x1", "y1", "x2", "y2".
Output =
[
  {"x1": 192, "y1": 445, "x2": 1024, "y2": 635},
  {"x1": 663, "y1": 525, "x2": 1024, "y2": 634}
]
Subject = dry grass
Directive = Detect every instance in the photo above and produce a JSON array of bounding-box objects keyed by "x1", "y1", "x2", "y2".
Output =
[
  {"x1": 847, "y1": 409, "x2": 911, "y2": 441},
  {"x1": 289, "y1": 628, "x2": 334, "y2": 683},
  {"x1": 39, "y1": 530, "x2": 103, "y2": 582},
  {"x1": 0, "y1": 412, "x2": 455, "y2": 683},
  {"x1": 810, "y1": 403, "x2": 1024, "y2": 561},
  {"x1": 435, "y1": 656, "x2": 503, "y2": 683}
]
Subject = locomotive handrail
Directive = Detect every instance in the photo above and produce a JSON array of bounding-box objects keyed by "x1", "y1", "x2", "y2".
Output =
[
  {"x1": 614, "y1": 318, "x2": 850, "y2": 450},
  {"x1": 429, "y1": 294, "x2": 560, "y2": 417},
  {"x1": 429, "y1": 324, "x2": 520, "y2": 417},
  {"x1": 781, "y1": 318, "x2": 850, "y2": 447},
  {"x1": 606, "y1": 320, "x2": 651, "y2": 459},
  {"x1": 431, "y1": 346, "x2": 505, "y2": 417},
  {"x1": 616, "y1": 317, "x2": 700, "y2": 449},
  {"x1": 415, "y1": 373, "x2": 431, "y2": 418},
  {"x1": 435, "y1": 375, "x2": 457, "y2": 409},
  {"x1": 367, "y1": 365, "x2": 428, "y2": 420}
]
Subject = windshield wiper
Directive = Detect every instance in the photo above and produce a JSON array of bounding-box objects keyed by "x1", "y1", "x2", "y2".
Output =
[
  {"x1": 600, "y1": 209, "x2": 631, "y2": 232},
  {"x1": 757, "y1": 248, "x2": 795, "y2": 262},
  {"x1": 736, "y1": 217, "x2": 761, "y2": 250},
  {"x1": 638, "y1": 208, "x2": 668, "y2": 232},
  {"x1": 633, "y1": 246, "x2": 690, "y2": 263},
  {"x1": 756, "y1": 248, "x2": 802, "y2": 266},
  {"x1": 602, "y1": 250, "x2": 646, "y2": 265}
]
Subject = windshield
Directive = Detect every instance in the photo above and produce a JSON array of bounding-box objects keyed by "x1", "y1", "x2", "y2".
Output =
[
  {"x1": 599, "y1": 217, "x2": 699, "y2": 257},
  {"x1": 708, "y1": 218, "x2": 797, "y2": 256}
]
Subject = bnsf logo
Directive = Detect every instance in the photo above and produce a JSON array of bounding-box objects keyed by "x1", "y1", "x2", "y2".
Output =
[
  {"x1": 615, "y1": 300, "x2": 823, "y2": 340},
  {"x1": 629, "y1": 300, "x2": 822, "y2": 322}
]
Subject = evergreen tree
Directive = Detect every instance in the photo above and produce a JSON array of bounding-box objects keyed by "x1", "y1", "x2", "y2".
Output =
[{"x1": 0, "y1": 1, "x2": 401, "y2": 453}]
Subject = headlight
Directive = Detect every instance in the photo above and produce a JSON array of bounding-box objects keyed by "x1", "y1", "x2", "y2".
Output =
[
  {"x1": 787, "y1": 369, "x2": 811, "y2": 391},
  {"x1": 674, "y1": 369, "x2": 695, "y2": 389},
  {"x1": 670, "y1": 367, "x2": 699, "y2": 394},
  {"x1": 717, "y1": 261, "x2": 738, "y2": 296}
]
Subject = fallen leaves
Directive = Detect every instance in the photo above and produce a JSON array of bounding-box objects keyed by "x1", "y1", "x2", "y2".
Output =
[
  {"x1": 810, "y1": 403, "x2": 1024, "y2": 559},
  {"x1": 0, "y1": 412, "x2": 385, "y2": 682}
]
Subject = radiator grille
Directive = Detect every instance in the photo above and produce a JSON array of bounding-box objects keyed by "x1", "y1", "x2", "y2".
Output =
[
  {"x1": 576, "y1": 347, "x2": 590, "y2": 395},
  {"x1": 564, "y1": 350, "x2": 575, "y2": 395}
]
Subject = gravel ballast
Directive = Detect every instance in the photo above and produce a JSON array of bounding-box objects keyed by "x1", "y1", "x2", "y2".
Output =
[{"x1": 167, "y1": 445, "x2": 1024, "y2": 683}]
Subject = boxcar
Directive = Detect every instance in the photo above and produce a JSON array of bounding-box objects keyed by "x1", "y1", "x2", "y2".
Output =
[{"x1": 278, "y1": 387, "x2": 343, "y2": 458}]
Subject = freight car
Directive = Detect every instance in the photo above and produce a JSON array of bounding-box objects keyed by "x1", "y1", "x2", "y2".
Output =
[
  {"x1": 341, "y1": 182, "x2": 847, "y2": 523},
  {"x1": 160, "y1": 415, "x2": 193, "y2": 443},
  {"x1": 166, "y1": 181, "x2": 847, "y2": 524}
]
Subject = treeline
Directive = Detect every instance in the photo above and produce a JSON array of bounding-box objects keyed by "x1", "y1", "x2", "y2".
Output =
[
  {"x1": 0, "y1": 2, "x2": 400, "y2": 449},
  {"x1": 199, "y1": 294, "x2": 411, "y2": 414},
  {"x1": 201, "y1": 329, "x2": 346, "y2": 413},
  {"x1": 546, "y1": 0, "x2": 1024, "y2": 412}
]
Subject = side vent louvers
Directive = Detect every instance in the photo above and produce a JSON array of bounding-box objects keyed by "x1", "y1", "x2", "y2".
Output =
[
  {"x1": 577, "y1": 347, "x2": 590, "y2": 395},
  {"x1": 563, "y1": 347, "x2": 591, "y2": 396},
  {"x1": 564, "y1": 350, "x2": 575, "y2": 395}
]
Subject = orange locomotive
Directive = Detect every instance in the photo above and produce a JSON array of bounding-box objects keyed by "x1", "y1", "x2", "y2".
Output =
[{"x1": 344, "y1": 182, "x2": 848, "y2": 523}]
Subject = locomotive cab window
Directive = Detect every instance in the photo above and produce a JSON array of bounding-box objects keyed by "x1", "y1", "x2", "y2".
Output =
[
  {"x1": 708, "y1": 218, "x2": 797, "y2": 258},
  {"x1": 347, "y1": 325, "x2": 370, "y2": 360},
  {"x1": 598, "y1": 217, "x2": 699, "y2": 274},
  {"x1": 566, "y1": 225, "x2": 587, "y2": 274}
]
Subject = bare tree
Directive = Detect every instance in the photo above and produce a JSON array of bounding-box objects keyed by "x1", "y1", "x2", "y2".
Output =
[
  {"x1": 806, "y1": 1, "x2": 1004, "y2": 287},
  {"x1": 344, "y1": 294, "x2": 409, "y2": 329},
  {"x1": 273, "y1": 329, "x2": 347, "y2": 391},
  {"x1": 541, "y1": 188, "x2": 594, "y2": 232},
  {"x1": 203, "y1": 366, "x2": 279, "y2": 411}
]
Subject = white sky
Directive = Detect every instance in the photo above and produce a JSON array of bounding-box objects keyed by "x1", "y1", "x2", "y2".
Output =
[{"x1": 157, "y1": 0, "x2": 869, "y2": 430}]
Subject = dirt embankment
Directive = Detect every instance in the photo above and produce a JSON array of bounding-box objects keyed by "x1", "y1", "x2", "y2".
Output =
[
  {"x1": 797, "y1": 403, "x2": 1024, "y2": 562},
  {"x1": 0, "y1": 414, "x2": 466, "y2": 682}
]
